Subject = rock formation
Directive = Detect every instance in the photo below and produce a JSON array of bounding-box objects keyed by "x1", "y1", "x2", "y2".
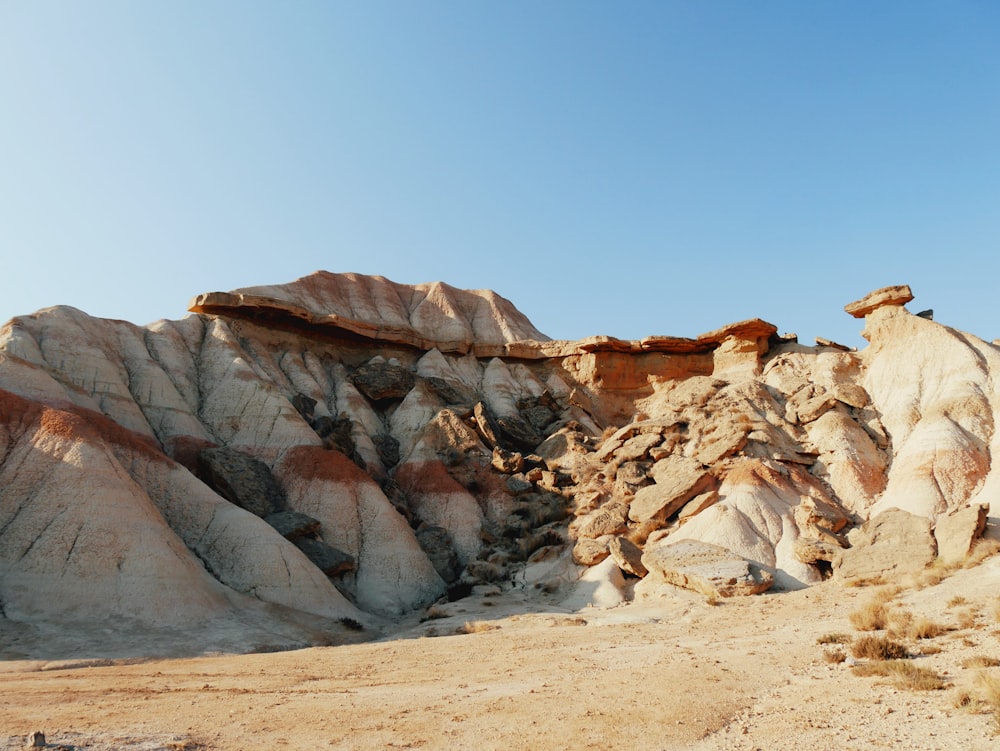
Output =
[{"x1": 1, "y1": 273, "x2": 997, "y2": 652}]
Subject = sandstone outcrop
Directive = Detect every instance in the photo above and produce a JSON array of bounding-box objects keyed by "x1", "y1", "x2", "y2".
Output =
[{"x1": 2, "y1": 272, "x2": 999, "y2": 653}]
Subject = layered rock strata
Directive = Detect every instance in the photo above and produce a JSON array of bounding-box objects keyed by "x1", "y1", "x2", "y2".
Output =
[{"x1": 1, "y1": 274, "x2": 998, "y2": 651}]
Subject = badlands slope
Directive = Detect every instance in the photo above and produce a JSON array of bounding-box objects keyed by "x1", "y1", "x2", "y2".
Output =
[{"x1": 0, "y1": 273, "x2": 997, "y2": 656}]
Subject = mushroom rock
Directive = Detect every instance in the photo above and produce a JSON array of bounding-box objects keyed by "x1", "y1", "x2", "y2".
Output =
[{"x1": 844, "y1": 284, "x2": 914, "y2": 319}]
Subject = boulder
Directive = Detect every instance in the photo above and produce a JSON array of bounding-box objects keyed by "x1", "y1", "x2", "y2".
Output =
[
  {"x1": 294, "y1": 538, "x2": 356, "y2": 576},
  {"x1": 416, "y1": 525, "x2": 461, "y2": 583},
  {"x1": 628, "y1": 457, "x2": 714, "y2": 523},
  {"x1": 608, "y1": 536, "x2": 647, "y2": 578},
  {"x1": 351, "y1": 356, "x2": 416, "y2": 401},
  {"x1": 833, "y1": 509, "x2": 937, "y2": 583},
  {"x1": 934, "y1": 504, "x2": 989, "y2": 565},
  {"x1": 641, "y1": 539, "x2": 773, "y2": 597},
  {"x1": 571, "y1": 501, "x2": 629, "y2": 540},
  {"x1": 198, "y1": 446, "x2": 286, "y2": 518},
  {"x1": 573, "y1": 537, "x2": 610, "y2": 566},
  {"x1": 264, "y1": 511, "x2": 322, "y2": 540}
]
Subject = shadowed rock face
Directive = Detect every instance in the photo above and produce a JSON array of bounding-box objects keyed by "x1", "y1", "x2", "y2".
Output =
[{"x1": 1, "y1": 272, "x2": 998, "y2": 652}]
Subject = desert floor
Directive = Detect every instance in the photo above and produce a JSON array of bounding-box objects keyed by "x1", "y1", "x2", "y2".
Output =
[{"x1": 4, "y1": 557, "x2": 1000, "y2": 751}]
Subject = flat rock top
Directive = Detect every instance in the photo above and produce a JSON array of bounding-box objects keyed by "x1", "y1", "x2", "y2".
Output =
[
  {"x1": 844, "y1": 284, "x2": 914, "y2": 318},
  {"x1": 189, "y1": 271, "x2": 550, "y2": 354}
]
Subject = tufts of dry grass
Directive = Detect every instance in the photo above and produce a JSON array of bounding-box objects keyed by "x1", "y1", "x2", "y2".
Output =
[
  {"x1": 457, "y1": 620, "x2": 500, "y2": 635},
  {"x1": 849, "y1": 601, "x2": 890, "y2": 631},
  {"x1": 817, "y1": 632, "x2": 852, "y2": 645},
  {"x1": 853, "y1": 660, "x2": 946, "y2": 691},
  {"x1": 965, "y1": 538, "x2": 1000, "y2": 569},
  {"x1": 957, "y1": 608, "x2": 979, "y2": 630},
  {"x1": 851, "y1": 635, "x2": 909, "y2": 661},
  {"x1": 890, "y1": 612, "x2": 949, "y2": 640},
  {"x1": 961, "y1": 656, "x2": 1000, "y2": 669},
  {"x1": 947, "y1": 595, "x2": 968, "y2": 608},
  {"x1": 822, "y1": 648, "x2": 847, "y2": 664},
  {"x1": 977, "y1": 671, "x2": 1000, "y2": 733}
]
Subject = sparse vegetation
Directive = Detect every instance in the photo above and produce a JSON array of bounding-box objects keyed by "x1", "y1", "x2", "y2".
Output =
[
  {"x1": 962, "y1": 656, "x2": 1000, "y2": 669},
  {"x1": 338, "y1": 617, "x2": 365, "y2": 631},
  {"x1": 849, "y1": 601, "x2": 890, "y2": 631},
  {"x1": 457, "y1": 620, "x2": 499, "y2": 635},
  {"x1": 890, "y1": 612, "x2": 948, "y2": 640},
  {"x1": 851, "y1": 635, "x2": 909, "y2": 661},
  {"x1": 817, "y1": 632, "x2": 852, "y2": 645},
  {"x1": 957, "y1": 608, "x2": 979, "y2": 630},
  {"x1": 823, "y1": 648, "x2": 847, "y2": 664},
  {"x1": 965, "y1": 538, "x2": 1000, "y2": 568},
  {"x1": 852, "y1": 660, "x2": 946, "y2": 691},
  {"x1": 947, "y1": 595, "x2": 968, "y2": 608}
]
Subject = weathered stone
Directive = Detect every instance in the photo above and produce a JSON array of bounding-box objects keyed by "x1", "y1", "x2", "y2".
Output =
[
  {"x1": 416, "y1": 525, "x2": 461, "y2": 583},
  {"x1": 572, "y1": 501, "x2": 629, "y2": 540},
  {"x1": 373, "y1": 433, "x2": 400, "y2": 468},
  {"x1": 26, "y1": 731, "x2": 45, "y2": 748},
  {"x1": 641, "y1": 539, "x2": 773, "y2": 597},
  {"x1": 494, "y1": 413, "x2": 542, "y2": 453},
  {"x1": 608, "y1": 536, "x2": 647, "y2": 578},
  {"x1": 629, "y1": 457, "x2": 714, "y2": 523},
  {"x1": 793, "y1": 536, "x2": 842, "y2": 566},
  {"x1": 294, "y1": 538, "x2": 356, "y2": 576},
  {"x1": 614, "y1": 433, "x2": 663, "y2": 462},
  {"x1": 290, "y1": 392, "x2": 317, "y2": 421},
  {"x1": 264, "y1": 511, "x2": 321, "y2": 541},
  {"x1": 198, "y1": 447, "x2": 286, "y2": 518},
  {"x1": 351, "y1": 357, "x2": 416, "y2": 401},
  {"x1": 614, "y1": 461, "x2": 652, "y2": 495},
  {"x1": 505, "y1": 474, "x2": 533, "y2": 494},
  {"x1": 676, "y1": 490, "x2": 719, "y2": 521},
  {"x1": 834, "y1": 509, "x2": 936, "y2": 583},
  {"x1": 523, "y1": 404, "x2": 557, "y2": 433},
  {"x1": 491, "y1": 446, "x2": 524, "y2": 474},
  {"x1": 573, "y1": 537, "x2": 610, "y2": 566},
  {"x1": 423, "y1": 375, "x2": 476, "y2": 406},
  {"x1": 935, "y1": 504, "x2": 989, "y2": 565},
  {"x1": 844, "y1": 284, "x2": 914, "y2": 318}
]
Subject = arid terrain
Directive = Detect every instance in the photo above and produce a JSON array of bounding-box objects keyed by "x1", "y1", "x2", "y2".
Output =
[
  {"x1": 5, "y1": 554, "x2": 1000, "y2": 750},
  {"x1": 4, "y1": 274, "x2": 1000, "y2": 749}
]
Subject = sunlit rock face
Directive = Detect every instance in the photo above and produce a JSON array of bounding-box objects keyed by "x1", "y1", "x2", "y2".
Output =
[{"x1": 2, "y1": 273, "x2": 997, "y2": 646}]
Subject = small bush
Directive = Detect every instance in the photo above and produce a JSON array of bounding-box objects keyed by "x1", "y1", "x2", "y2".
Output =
[
  {"x1": 823, "y1": 648, "x2": 847, "y2": 664},
  {"x1": 853, "y1": 660, "x2": 946, "y2": 691},
  {"x1": 338, "y1": 617, "x2": 365, "y2": 631},
  {"x1": 962, "y1": 656, "x2": 1000, "y2": 669},
  {"x1": 947, "y1": 595, "x2": 968, "y2": 608},
  {"x1": 965, "y1": 538, "x2": 1000, "y2": 568},
  {"x1": 817, "y1": 632, "x2": 852, "y2": 645},
  {"x1": 852, "y1": 635, "x2": 909, "y2": 661},
  {"x1": 850, "y1": 601, "x2": 889, "y2": 631},
  {"x1": 957, "y1": 608, "x2": 979, "y2": 630},
  {"x1": 457, "y1": 620, "x2": 499, "y2": 635},
  {"x1": 975, "y1": 671, "x2": 1000, "y2": 733},
  {"x1": 906, "y1": 616, "x2": 950, "y2": 640}
]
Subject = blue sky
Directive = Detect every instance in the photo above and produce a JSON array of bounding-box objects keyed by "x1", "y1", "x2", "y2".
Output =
[{"x1": 1, "y1": 2, "x2": 998, "y2": 349}]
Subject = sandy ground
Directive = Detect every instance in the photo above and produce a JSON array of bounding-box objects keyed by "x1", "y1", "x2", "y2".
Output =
[{"x1": 4, "y1": 558, "x2": 1000, "y2": 751}]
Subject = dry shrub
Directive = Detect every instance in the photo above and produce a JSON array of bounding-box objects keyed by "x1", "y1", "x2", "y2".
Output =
[
  {"x1": 457, "y1": 620, "x2": 499, "y2": 635},
  {"x1": 965, "y1": 538, "x2": 1000, "y2": 568},
  {"x1": 957, "y1": 608, "x2": 979, "y2": 630},
  {"x1": 424, "y1": 605, "x2": 450, "y2": 620},
  {"x1": 905, "y1": 616, "x2": 950, "y2": 640},
  {"x1": 817, "y1": 632, "x2": 852, "y2": 645},
  {"x1": 977, "y1": 671, "x2": 1000, "y2": 732},
  {"x1": 962, "y1": 656, "x2": 1000, "y2": 669},
  {"x1": 850, "y1": 601, "x2": 890, "y2": 631},
  {"x1": 948, "y1": 595, "x2": 968, "y2": 608},
  {"x1": 823, "y1": 648, "x2": 847, "y2": 664},
  {"x1": 918, "y1": 644, "x2": 943, "y2": 655},
  {"x1": 852, "y1": 635, "x2": 909, "y2": 661},
  {"x1": 853, "y1": 660, "x2": 946, "y2": 691}
]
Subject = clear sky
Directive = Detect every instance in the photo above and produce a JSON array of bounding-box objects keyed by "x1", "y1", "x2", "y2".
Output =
[{"x1": 1, "y1": 2, "x2": 998, "y2": 349}]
